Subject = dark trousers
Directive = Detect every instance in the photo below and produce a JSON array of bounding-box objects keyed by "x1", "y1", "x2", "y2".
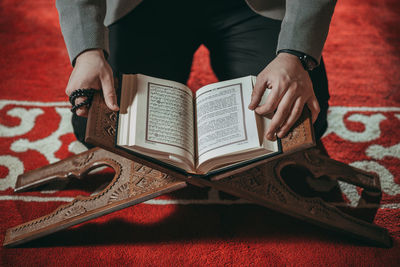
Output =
[{"x1": 73, "y1": 0, "x2": 329, "y2": 147}]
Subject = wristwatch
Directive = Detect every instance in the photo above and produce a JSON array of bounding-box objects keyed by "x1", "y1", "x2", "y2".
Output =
[{"x1": 278, "y1": 49, "x2": 318, "y2": 71}]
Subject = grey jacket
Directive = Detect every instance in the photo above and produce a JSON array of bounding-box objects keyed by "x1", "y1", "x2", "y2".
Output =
[{"x1": 56, "y1": 0, "x2": 337, "y2": 65}]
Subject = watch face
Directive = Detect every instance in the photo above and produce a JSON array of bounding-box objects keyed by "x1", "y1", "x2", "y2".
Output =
[
  {"x1": 301, "y1": 55, "x2": 316, "y2": 71},
  {"x1": 306, "y1": 61, "x2": 314, "y2": 71}
]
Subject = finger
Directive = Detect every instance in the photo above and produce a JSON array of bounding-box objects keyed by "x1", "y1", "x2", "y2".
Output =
[
  {"x1": 306, "y1": 96, "x2": 320, "y2": 123},
  {"x1": 74, "y1": 96, "x2": 89, "y2": 117},
  {"x1": 254, "y1": 83, "x2": 283, "y2": 115},
  {"x1": 75, "y1": 107, "x2": 88, "y2": 117},
  {"x1": 248, "y1": 78, "x2": 270, "y2": 110},
  {"x1": 100, "y1": 70, "x2": 119, "y2": 111},
  {"x1": 265, "y1": 89, "x2": 296, "y2": 140},
  {"x1": 276, "y1": 98, "x2": 304, "y2": 138}
]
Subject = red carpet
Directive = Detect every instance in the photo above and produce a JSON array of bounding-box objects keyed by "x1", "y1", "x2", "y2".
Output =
[{"x1": 1, "y1": 0, "x2": 399, "y2": 265}]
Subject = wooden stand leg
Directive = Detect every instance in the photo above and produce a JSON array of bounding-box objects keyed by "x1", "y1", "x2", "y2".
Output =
[
  {"x1": 206, "y1": 147, "x2": 392, "y2": 247},
  {"x1": 3, "y1": 148, "x2": 187, "y2": 247}
]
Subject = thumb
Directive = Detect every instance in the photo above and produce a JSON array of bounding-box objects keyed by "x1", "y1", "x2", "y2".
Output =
[{"x1": 100, "y1": 69, "x2": 119, "y2": 111}]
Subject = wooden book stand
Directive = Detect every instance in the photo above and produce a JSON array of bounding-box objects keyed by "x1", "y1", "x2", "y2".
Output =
[{"x1": 3, "y1": 93, "x2": 392, "y2": 247}]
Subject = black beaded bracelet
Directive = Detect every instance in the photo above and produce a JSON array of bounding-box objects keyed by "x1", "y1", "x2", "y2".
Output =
[
  {"x1": 69, "y1": 88, "x2": 97, "y2": 113},
  {"x1": 70, "y1": 99, "x2": 90, "y2": 113},
  {"x1": 69, "y1": 88, "x2": 97, "y2": 105}
]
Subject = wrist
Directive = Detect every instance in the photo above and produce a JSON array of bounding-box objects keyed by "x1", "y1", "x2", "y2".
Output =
[
  {"x1": 276, "y1": 52, "x2": 305, "y2": 70},
  {"x1": 75, "y1": 49, "x2": 105, "y2": 65},
  {"x1": 277, "y1": 52, "x2": 299, "y2": 61}
]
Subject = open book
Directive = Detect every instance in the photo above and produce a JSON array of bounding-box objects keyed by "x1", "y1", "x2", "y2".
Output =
[{"x1": 117, "y1": 74, "x2": 281, "y2": 174}]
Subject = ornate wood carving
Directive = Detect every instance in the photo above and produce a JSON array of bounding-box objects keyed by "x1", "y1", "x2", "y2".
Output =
[{"x1": 280, "y1": 107, "x2": 315, "y2": 153}]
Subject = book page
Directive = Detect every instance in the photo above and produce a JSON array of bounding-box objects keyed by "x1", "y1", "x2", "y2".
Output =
[
  {"x1": 145, "y1": 82, "x2": 194, "y2": 153},
  {"x1": 195, "y1": 76, "x2": 261, "y2": 166},
  {"x1": 118, "y1": 74, "x2": 195, "y2": 170}
]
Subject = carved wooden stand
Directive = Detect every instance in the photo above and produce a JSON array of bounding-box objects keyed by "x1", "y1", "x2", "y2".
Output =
[
  {"x1": 3, "y1": 94, "x2": 392, "y2": 247},
  {"x1": 3, "y1": 146, "x2": 391, "y2": 247}
]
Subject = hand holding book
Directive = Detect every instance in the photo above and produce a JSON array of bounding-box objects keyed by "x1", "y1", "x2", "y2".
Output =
[
  {"x1": 65, "y1": 49, "x2": 119, "y2": 117},
  {"x1": 249, "y1": 53, "x2": 319, "y2": 140}
]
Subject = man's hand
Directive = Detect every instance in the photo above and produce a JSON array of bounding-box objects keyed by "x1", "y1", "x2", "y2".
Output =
[
  {"x1": 248, "y1": 53, "x2": 320, "y2": 140},
  {"x1": 65, "y1": 49, "x2": 119, "y2": 117}
]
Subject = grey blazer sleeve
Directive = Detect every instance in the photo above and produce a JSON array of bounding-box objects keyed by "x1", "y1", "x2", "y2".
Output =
[
  {"x1": 277, "y1": 0, "x2": 337, "y2": 63},
  {"x1": 56, "y1": 0, "x2": 109, "y2": 65}
]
